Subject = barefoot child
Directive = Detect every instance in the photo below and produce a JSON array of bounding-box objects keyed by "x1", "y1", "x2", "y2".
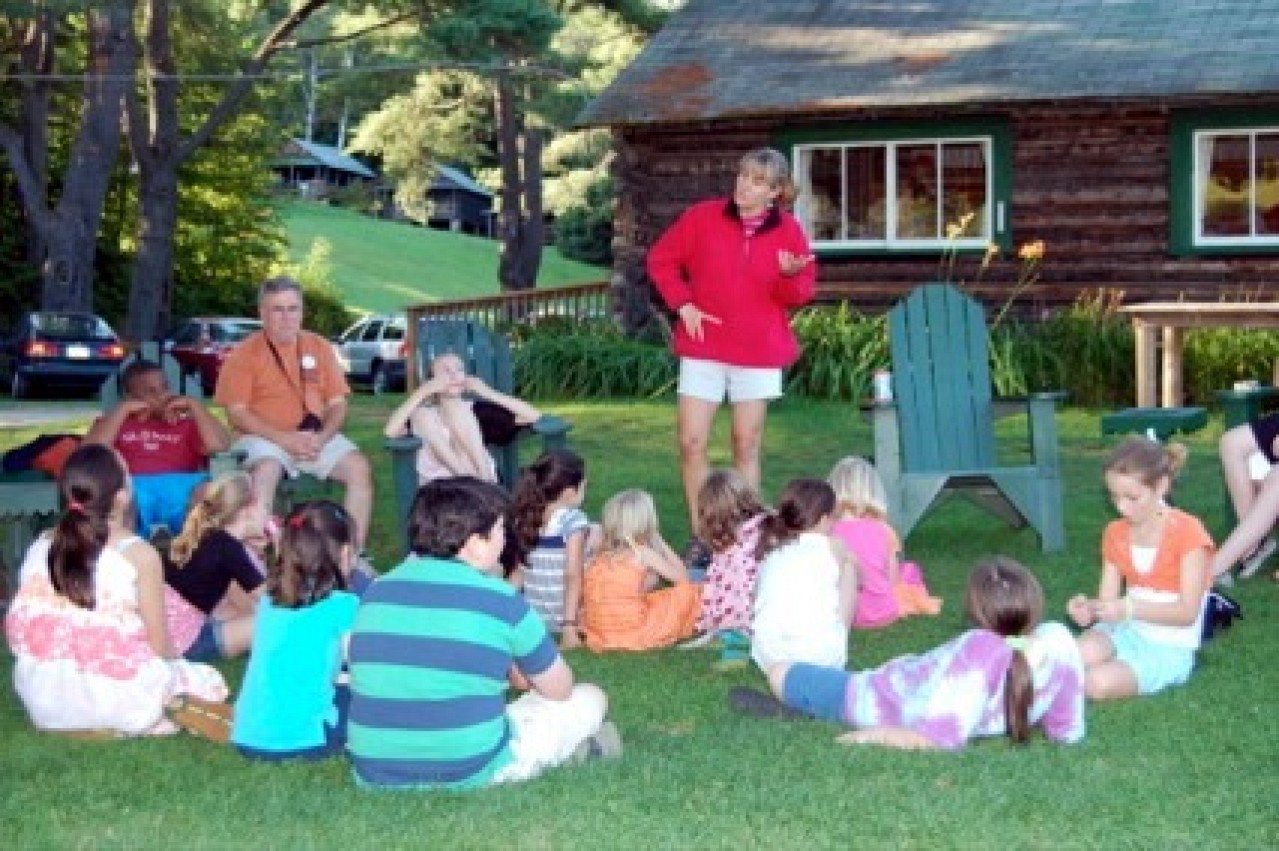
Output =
[{"x1": 1068, "y1": 437, "x2": 1213, "y2": 700}]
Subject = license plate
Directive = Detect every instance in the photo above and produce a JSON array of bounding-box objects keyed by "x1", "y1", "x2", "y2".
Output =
[{"x1": 66, "y1": 345, "x2": 90, "y2": 359}]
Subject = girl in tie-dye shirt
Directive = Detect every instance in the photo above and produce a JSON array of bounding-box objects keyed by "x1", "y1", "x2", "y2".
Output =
[{"x1": 759, "y1": 557, "x2": 1085, "y2": 750}]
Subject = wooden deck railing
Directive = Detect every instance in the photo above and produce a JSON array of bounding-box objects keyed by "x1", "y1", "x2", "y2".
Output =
[{"x1": 404, "y1": 281, "x2": 614, "y2": 388}]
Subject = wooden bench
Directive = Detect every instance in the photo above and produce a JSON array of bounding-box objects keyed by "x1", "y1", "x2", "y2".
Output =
[
  {"x1": 1100, "y1": 406, "x2": 1208, "y2": 441},
  {"x1": 386, "y1": 318, "x2": 571, "y2": 534}
]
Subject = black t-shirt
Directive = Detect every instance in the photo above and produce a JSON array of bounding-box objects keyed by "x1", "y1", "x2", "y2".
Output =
[{"x1": 165, "y1": 528, "x2": 264, "y2": 613}]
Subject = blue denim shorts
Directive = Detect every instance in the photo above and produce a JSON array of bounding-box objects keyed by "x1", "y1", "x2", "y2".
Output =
[
  {"x1": 780, "y1": 663, "x2": 850, "y2": 723},
  {"x1": 1097, "y1": 621, "x2": 1195, "y2": 695},
  {"x1": 183, "y1": 620, "x2": 223, "y2": 662}
]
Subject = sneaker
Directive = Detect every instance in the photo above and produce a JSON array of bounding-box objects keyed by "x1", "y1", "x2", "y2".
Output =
[
  {"x1": 727, "y1": 687, "x2": 808, "y2": 720},
  {"x1": 681, "y1": 538, "x2": 712, "y2": 570},
  {"x1": 571, "y1": 720, "x2": 623, "y2": 763},
  {"x1": 166, "y1": 695, "x2": 233, "y2": 743},
  {"x1": 1238, "y1": 536, "x2": 1277, "y2": 579},
  {"x1": 678, "y1": 631, "x2": 719, "y2": 649}
]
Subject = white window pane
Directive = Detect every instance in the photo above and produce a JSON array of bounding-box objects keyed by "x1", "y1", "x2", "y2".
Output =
[
  {"x1": 1254, "y1": 133, "x2": 1279, "y2": 235},
  {"x1": 847, "y1": 147, "x2": 886, "y2": 239},
  {"x1": 1202, "y1": 133, "x2": 1250, "y2": 237},
  {"x1": 896, "y1": 144, "x2": 939, "y2": 239}
]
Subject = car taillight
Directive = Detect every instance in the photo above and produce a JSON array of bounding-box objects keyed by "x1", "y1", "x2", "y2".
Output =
[
  {"x1": 24, "y1": 340, "x2": 55, "y2": 357},
  {"x1": 397, "y1": 341, "x2": 407, "y2": 357},
  {"x1": 102, "y1": 343, "x2": 126, "y2": 359}
]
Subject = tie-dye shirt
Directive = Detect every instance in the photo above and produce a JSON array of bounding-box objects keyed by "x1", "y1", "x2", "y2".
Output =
[{"x1": 841, "y1": 621, "x2": 1085, "y2": 749}]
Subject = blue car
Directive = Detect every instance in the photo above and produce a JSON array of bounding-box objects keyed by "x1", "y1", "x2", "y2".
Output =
[{"x1": 0, "y1": 311, "x2": 127, "y2": 398}]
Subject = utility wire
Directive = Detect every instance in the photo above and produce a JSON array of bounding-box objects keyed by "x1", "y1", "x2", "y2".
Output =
[{"x1": 1, "y1": 58, "x2": 577, "y2": 84}]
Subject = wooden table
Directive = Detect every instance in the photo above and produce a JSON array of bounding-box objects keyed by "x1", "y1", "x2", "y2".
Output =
[{"x1": 1118, "y1": 302, "x2": 1279, "y2": 408}]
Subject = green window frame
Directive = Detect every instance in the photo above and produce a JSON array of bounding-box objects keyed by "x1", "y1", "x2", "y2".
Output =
[
  {"x1": 1170, "y1": 109, "x2": 1279, "y2": 255},
  {"x1": 776, "y1": 121, "x2": 1012, "y2": 256}
]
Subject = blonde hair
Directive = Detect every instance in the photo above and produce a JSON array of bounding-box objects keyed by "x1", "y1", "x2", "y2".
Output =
[
  {"x1": 739, "y1": 147, "x2": 796, "y2": 207},
  {"x1": 1104, "y1": 437, "x2": 1188, "y2": 488},
  {"x1": 696, "y1": 468, "x2": 765, "y2": 551},
  {"x1": 600, "y1": 489, "x2": 660, "y2": 553},
  {"x1": 170, "y1": 472, "x2": 254, "y2": 566},
  {"x1": 828, "y1": 456, "x2": 888, "y2": 520}
]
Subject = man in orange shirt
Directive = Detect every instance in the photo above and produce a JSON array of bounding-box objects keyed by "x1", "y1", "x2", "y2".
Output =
[{"x1": 215, "y1": 276, "x2": 374, "y2": 560}]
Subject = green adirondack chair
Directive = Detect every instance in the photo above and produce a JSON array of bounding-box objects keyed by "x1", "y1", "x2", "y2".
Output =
[
  {"x1": 386, "y1": 318, "x2": 572, "y2": 533},
  {"x1": 871, "y1": 283, "x2": 1066, "y2": 552}
]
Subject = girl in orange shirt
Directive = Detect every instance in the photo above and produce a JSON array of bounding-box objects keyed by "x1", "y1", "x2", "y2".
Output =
[{"x1": 581, "y1": 490, "x2": 701, "y2": 653}]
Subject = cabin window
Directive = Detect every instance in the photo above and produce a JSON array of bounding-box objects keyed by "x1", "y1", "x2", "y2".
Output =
[
  {"x1": 793, "y1": 138, "x2": 995, "y2": 250},
  {"x1": 1193, "y1": 129, "x2": 1279, "y2": 245}
]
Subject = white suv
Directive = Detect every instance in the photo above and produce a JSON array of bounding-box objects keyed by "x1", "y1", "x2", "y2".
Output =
[{"x1": 336, "y1": 314, "x2": 407, "y2": 394}]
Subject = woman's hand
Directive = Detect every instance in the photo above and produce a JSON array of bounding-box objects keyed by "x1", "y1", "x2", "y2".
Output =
[
  {"x1": 677, "y1": 303, "x2": 722, "y2": 342},
  {"x1": 778, "y1": 249, "x2": 814, "y2": 277}
]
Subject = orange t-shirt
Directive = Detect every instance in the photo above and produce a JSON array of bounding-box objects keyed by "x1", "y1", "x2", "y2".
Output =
[{"x1": 214, "y1": 330, "x2": 350, "y2": 433}]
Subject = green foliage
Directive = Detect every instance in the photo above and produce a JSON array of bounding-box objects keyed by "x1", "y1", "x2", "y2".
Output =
[
  {"x1": 1186, "y1": 326, "x2": 1279, "y2": 401},
  {"x1": 554, "y1": 172, "x2": 614, "y2": 265},
  {"x1": 786, "y1": 303, "x2": 889, "y2": 401},
  {"x1": 513, "y1": 323, "x2": 675, "y2": 398},
  {"x1": 272, "y1": 236, "x2": 354, "y2": 336}
]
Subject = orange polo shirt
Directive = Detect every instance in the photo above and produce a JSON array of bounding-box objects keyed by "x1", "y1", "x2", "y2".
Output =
[{"x1": 215, "y1": 330, "x2": 350, "y2": 433}]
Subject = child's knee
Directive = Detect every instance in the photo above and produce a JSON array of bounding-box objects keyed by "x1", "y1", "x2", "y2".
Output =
[{"x1": 572, "y1": 682, "x2": 608, "y2": 721}]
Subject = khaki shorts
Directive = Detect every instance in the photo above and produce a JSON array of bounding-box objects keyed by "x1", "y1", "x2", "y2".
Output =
[
  {"x1": 678, "y1": 357, "x2": 783, "y2": 403},
  {"x1": 231, "y1": 433, "x2": 360, "y2": 480}
]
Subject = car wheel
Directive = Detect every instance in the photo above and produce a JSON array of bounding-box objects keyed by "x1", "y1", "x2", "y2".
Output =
[
  {"x1": 370, "y1": 362, "x2": 386, "y2": 396},
  {"x1": 11, "y1": 370, "x2": 28, "y2": 399}
]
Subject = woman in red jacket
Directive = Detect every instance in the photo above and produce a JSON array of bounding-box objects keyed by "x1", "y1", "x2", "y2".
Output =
[{"x1": 647, "y1": 148, "x2": 816, "y2": 563}]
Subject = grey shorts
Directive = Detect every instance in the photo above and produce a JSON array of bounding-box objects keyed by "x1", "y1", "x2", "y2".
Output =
[{"x1": 232, "y1": 433, "x2": 360, "y2": 480}]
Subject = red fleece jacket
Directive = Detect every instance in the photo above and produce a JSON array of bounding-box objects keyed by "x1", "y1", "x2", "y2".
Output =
[{"x1": 647, "y1": 198, "x2": 816, "y2": 368}]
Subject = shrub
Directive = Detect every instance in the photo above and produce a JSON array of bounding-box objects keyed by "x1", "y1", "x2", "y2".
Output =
[
  {"x1": 787, "y1": 303, "x2": 888, "y2": 401},
  {"x1": 514, "y1": 324, "x2": 675, "y2": 398},
  {"x1": 1185, "y1": 327, "x2": 1279, "y2": 403}
]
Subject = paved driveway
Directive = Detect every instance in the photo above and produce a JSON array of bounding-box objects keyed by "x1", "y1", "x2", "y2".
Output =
[{"x1": 0, "y1": 401, "x2": 97, "y2": 429}]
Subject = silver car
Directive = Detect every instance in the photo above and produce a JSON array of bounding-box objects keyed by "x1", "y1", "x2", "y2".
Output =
[{"x1": 335, "y1": 314, "x2": 407, "y2": 394}]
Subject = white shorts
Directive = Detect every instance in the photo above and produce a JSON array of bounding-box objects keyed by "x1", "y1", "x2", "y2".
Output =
[
  {"x1": 232, "y1": 433, "x2": 360, "y2": 480},
  {"x1": 490, "y1": 683, "x2": 607, "y2": 785},
  {"x1": 678, "y1": 358, "x2": 783, "y2": 403}
]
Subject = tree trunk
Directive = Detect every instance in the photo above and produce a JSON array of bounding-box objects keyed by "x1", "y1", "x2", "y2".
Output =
[
  {"x1": 19, "y1": 10, "x2": 54, "y2": 270},
  {"x1": 126, "y1": 167, "x2": 179, "y2": 341},
  {"x1": 0, "y1": 2, "x2": 137, "y2": 312},
  {"x1": 495, "y1": 71, "x2": 541, "y2": 293}
]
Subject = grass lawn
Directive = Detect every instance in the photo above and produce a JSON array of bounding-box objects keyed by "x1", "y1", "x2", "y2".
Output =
[
  {"x1": 279, "y1": 200, "x2": 608, "y2": 315},
  {"x1": 2, "y1": 397, "x2": 1277, "y2": 848}
]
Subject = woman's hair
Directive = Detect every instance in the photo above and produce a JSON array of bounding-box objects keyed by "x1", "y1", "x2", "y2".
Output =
[
  {"x1": 739, "y1": 147, "x2": 796, "y2": 207},
  {"x1": 1104, "y1": 436, "x2": 1188, "y2": 488},
  {"x1": 49, "y1": 444, "x2": 127, "y2": 610},
  {"x1": 964, "y1": 556, "x2": 1045, "y2": 745},
  {"x1": 600, "y1": 489, "x2": 659, "y2": 553},
  {"x1": 827, "y1": 456, "x2": 888, "y2": 520},
  {"x1": 268, "y1": 501, "x2": 350, "y2": 608},
  {"x1": 755, "y1": 478, "x2": 836, "y2": 561},
  {"x1": 513, "y1": 449, "x2": 586, "y2": 551},
  {"x1": 696, "y1": 468, "x2": 765, "y2": 551},
  {"x1": 170, "y1": 472, "x2": 254, "y2": 566}
]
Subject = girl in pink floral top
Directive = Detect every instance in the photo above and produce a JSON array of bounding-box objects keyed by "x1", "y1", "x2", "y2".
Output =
[
  {"x1": 688, "y1": 470, "x2": 767, "y2": 667},
  {"x1": 4, "y1": 444, "x2": 228, "y2": 737}
]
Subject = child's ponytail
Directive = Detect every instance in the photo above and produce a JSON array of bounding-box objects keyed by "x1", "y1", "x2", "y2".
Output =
[
  {"x1": 755, "y1": 478, "x2": 835, "y2": 561},
  {"x1": 965, "y1": 556, "x2": 1044, "y2": 746},
  {"x1": 513, "y1": 449, "x2": 585, "y2": 552},
  {"x1": 49, "y1": 444, "x2": 126, "y2": 610}
]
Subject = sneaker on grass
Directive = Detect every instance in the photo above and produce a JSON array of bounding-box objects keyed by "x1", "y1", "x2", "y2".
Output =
[
  {"x1": 727, "y1": 686, "x2": 808, "y2": 720},
  {"x1": 571, "y1": 720, "x2": 623, "y2": 763},
  {"x1": 1238, "y1": 536, "x2": 1277, "y2": 580}
]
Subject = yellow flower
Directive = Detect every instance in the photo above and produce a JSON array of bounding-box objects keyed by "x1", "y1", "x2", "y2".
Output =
[
  {"x1": 981, "y1": 242, "x2": 1000, "y2": 268},
  {"x1": 1018, "y1": 239, "x2": 1045, "y2": 261}
]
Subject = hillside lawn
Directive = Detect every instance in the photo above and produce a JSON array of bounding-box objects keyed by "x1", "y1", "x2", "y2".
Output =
[
  {"x1": 279, "y1": 200, "x2": 608, "y2": 316},
  {"x1": 2, "y1": 397, "x2": 1277, "y2": 848}
]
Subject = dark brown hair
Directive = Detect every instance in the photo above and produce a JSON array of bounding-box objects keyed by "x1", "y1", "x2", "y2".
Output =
[
  {"x1": 1104, "y1": 436, "x2": 1188, "y2": 487},
  {"x1": 755, "y1": 478, "x2": 835, "y2": 561},
  {"x1": 696, "y1": 468, "x2": 766, "y2": 551},
  {"x1": 268, "y1": 501, "x2": 351, "y2": 608},
  {"x1": 513, "y1": 449, "x2": 585, "y2": 552},
  {"x1": 49, "y1": 443, "x2": 127, "y2": 609},
  {"x1": 964, "y1": 557, "x2": 1045, "y2": 745}
]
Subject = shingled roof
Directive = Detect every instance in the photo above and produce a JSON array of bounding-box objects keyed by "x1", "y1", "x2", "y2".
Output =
[{"x1": 579, "y1": 0, "x2": 1279, "y2": 127}]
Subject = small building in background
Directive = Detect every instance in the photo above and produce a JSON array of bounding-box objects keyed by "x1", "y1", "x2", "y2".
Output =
[
  {"x1": 272, "y1": 138, "x2": 377, "y2": 200},
  {"x1": 423, "y1": 165, "x2": 495, "y2": 237}
]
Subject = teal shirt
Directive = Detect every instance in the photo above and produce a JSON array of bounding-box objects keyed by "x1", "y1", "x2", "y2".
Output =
[
  {"x1": 231, "y1": 591, "x2": 359, "y2": 752},
  {"x1": 347, "y1": 556, "x2": 559, "y2": 790}
]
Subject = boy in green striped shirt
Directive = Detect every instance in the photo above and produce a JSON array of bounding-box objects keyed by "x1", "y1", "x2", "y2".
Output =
[{"x1": 348, "y1": 476, "x2": 619, "y2": 789}]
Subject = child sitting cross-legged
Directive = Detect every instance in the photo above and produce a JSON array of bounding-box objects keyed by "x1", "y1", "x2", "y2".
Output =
[
  {"x1": 348, "y1": 476, "x2": 620, "y2": 791},
  {"x1": 231, "y1": 500, "x2": 360, "y2": 761},
  {"x1": 580, "y1": 489, "x2": 701, "y2": 653}
]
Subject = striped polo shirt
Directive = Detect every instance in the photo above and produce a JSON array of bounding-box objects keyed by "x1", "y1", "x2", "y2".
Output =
[{"x1": 348, "y1": 555, "x2": 559, "y2": 790}]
